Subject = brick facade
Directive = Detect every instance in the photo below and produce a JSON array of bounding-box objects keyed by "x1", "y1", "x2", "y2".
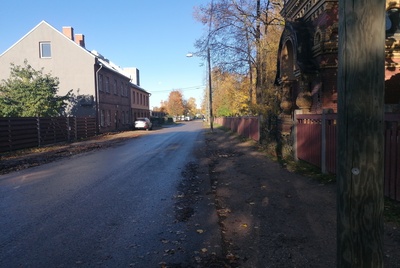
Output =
[{"x1": 97, "y1": 67, "x2": 131, "y2": 132}]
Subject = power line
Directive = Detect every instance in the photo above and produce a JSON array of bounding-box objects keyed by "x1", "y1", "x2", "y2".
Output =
[{"x1": 151, "y1": 85, "x2": 205, "y2": 93}]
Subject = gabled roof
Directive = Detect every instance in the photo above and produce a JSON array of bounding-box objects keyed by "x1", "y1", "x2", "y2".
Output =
[
  {"x1": 130, "y1": 82, "x2": 150, "y2": 95},
  {"x1": 0, "y1": 20, "x2": 95, "y2": 59},
  {"x1": 93, "y1": 53, "x2": 149, "y2": 94},
  {"x1": 1, "y1": 20, "x2": 150, "y2": 95}
]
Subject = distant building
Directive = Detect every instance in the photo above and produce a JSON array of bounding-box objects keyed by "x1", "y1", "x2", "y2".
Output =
[{"x1": 0, "y1": 20, "x2": 151, "y2": 133}]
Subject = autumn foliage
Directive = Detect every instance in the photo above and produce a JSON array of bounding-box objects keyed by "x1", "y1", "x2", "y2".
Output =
[
  {"x1": 193, "y1": 0, "x2": 284, "y2": 116},
  {"x1": 211, "y1": 69, "x2": 251, "y2": 116},
  {"x1": 159, "y1": 90, "x2": 200, "y2": 118},
  {"x1": 165, "y1": 90, "x2": 185, "y2": 116}
]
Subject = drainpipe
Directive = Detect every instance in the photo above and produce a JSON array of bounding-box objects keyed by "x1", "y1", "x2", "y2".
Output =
[{"x1": 95, "y1": 62, "x2": 103, "y2": 134}]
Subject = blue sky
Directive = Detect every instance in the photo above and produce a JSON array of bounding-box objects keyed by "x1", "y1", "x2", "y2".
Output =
[{"x1": 0, "y1": 1, "x2": 209, "y2": 108}]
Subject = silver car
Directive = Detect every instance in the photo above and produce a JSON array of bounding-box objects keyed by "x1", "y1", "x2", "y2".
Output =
[{"x1": 134, "y1": 117, "x2": 152, "y2": 130}]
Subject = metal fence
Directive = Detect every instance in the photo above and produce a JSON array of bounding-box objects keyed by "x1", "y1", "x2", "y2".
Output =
[
  {"x1": 214, "y1": 116, "x2": 260, "y2": 141},
  {"x1": 0, "y1": 117, "x2": 96, "y2": 153}
]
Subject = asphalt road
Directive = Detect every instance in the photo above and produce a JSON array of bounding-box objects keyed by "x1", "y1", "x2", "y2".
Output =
[{"x1": 0, "y1": 120, "x2": 220, "y2": 267}]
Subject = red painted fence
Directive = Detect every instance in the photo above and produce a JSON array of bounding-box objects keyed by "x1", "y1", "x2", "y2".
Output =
[
  {"x1": 214, "y1": 116, "x2": 260, "y2": 141},
  {"x1": 384, "y1": 114, "x2": 400, "y2": 201},
  {"x1": 296, "y1": 113, "x2": 400, "y2": 201}
]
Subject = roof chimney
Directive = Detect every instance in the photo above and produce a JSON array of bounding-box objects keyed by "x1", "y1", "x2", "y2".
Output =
[
  {"x1": 62, "y1": 26, "x2": 74, "y2": 40},
  {"x1": 75, "y1": 34, "x2": 85, "y2": 48}
]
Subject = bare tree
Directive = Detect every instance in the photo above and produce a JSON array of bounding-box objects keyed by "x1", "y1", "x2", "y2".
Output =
[{"x1": 193, "y1": 0, "x2": 284, "y2": 108}]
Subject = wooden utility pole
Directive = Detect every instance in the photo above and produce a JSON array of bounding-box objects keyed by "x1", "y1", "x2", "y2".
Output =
[
  {"x1": 207, "y1": 47, "x2": 214, "y2": 132},
  {"x1": 337, "y1": 0, "x2": 385, "y2": 267}
]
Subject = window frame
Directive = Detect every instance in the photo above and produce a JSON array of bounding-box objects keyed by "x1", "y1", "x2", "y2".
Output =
[
  {"x1": 39, "y1": 42, "x2": 52, "y2": 58},
  {"x1": 98, "y1": 74, "x2": 103, "y2": 92},
  {"x1": 113, "y1": 79, "x2": 118, "y2": 95},
  {"x1": 105, "y1": 77, "x2": 110, "y2": 93},
  {"x1": 100, "y1": 110, "x2": 105, "y2": 127}
]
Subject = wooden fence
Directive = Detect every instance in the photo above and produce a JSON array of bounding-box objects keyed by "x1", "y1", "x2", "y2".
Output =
[
  {"x1": 0, "y1": 117, "x2": 96, "y2": 153},
  {"x1": 214, "y1": 116, "x2": 260, "y2": 141},
  {"x1": 296, "y1": 112, "x2": 400, "y2": 201},
  {"x1": 216, "y1": 113, "x2": 400, "y2": 201}
]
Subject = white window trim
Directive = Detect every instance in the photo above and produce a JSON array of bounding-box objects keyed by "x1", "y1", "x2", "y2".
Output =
[{"x1": 40, "y1": 42, "x2": 52, "y2": 58}]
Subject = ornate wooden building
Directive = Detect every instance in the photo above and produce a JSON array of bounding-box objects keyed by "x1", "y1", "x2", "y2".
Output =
[
  {"x1": 386, "y1": 0, "x2": 400, "y2": 107},
  {"x1": 275, "y1": 0, "x2": 400, "y2": 133}
]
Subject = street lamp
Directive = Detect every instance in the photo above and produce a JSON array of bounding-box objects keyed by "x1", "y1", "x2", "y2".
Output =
[{"x1": 186, "y1": 48, "x2": 214, "y2": 132}]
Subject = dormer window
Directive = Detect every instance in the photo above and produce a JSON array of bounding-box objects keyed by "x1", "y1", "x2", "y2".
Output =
[{"x1": 39, "y1": 42, "x2": 51, "y2": 58}]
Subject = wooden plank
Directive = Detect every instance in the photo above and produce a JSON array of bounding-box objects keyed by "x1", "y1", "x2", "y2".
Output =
[
  {"x1": 384, "y1": 127, "x2": 392, "y2": 197},
  {"x1": 337, "y1": 0, "x2": 385, "y2": 266},
  {"x1": 396, "y1": 128, "x2": 400, "y2": 201},
  {"x1": 0, "y1": 116, "x2": 97, "y2": 153},
  {"x1": 389, "y1": 126, "x2": 397, "y2": 199}
]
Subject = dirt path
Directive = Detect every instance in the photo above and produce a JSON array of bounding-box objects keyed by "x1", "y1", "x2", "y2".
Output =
[{"x1": 204, "y1": 129, "x2": 400, "y2": 267}]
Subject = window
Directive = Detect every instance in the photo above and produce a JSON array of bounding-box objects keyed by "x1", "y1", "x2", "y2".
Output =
[
  {"x1": 100, "y1": 110, "x2": 105, "y2": 127},
  {"x1": 106, "y1": 110, "x2": 111, "y2": 126},
  {"x1": 105, "y1": 77, "x2": 110, "y2": 93},
  {"x1": 40, "y1": 42, "x2": 51, "y2": 58},
  {"x1": 113, "y1": 79, "x2": 117, "y2": 95},
  {"x1": 98, "y1": 74, "x2": 103, "y2": 92}
]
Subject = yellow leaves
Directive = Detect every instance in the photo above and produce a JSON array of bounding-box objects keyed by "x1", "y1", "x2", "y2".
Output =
[
  {"x1": 166, "y1": 90, "x2": 185, "y2": 116},
  {"x1": 211, "y1": 70, "x2": 251, "y2": 116}
]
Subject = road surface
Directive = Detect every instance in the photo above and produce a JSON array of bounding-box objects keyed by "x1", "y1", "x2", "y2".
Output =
[{"x1": 0, "y1": 120, "x2": 220, "y2": 267}]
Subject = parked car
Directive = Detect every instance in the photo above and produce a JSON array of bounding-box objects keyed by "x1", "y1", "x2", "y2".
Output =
[{"x1": 134, "y1": 117, "x2": 152, "y2": 130}]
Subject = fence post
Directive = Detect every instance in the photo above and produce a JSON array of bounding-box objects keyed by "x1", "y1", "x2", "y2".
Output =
[
  {"x1": 321, "y1": 110, "x2": 327, "y2": 174},
  {"x1": 293, "y1": 110, "x2": 302, "y2": 161},
  {"x1": 67, "y1": 117, "x2": 71, "y2": 142},
  {"x1": 258, "y1": 115, "x2": 262, "y2": 143},
  {"x1": 74, "y1": 117, "x2": 78, "y2": 140},
  {"x1": 7, "y1": 118, "x2": 12, "y2": 151},
  {"x1": 37, "y1": 117, "x2": 41, "y2": 147},
  {"x1": 52, "y1": 118, "x2": 56, "y2": 143}
]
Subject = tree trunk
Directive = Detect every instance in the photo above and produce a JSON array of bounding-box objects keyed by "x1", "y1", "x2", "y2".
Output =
[{"x1": 255, "y1": 0, "x2": 263, "y2": 104}]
